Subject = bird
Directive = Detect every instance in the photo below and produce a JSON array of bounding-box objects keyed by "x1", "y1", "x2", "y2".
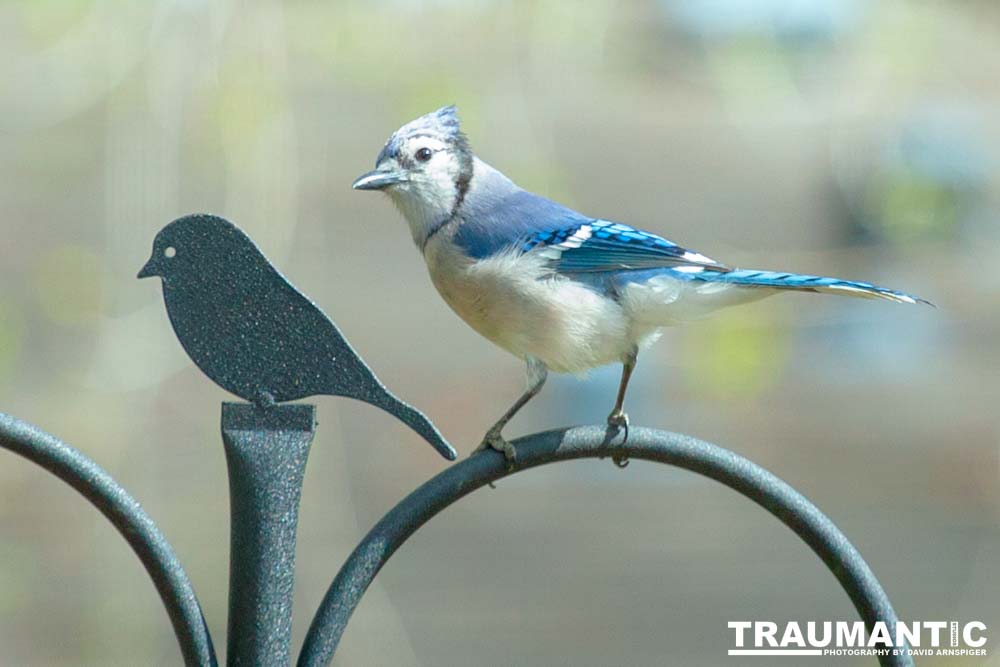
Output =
[
  {"x1": 138, "y1": 213, "x2": 457, "y2": 461},
  {"x1": 352, "y1": 106, "x2": 930, "y2": 465}
]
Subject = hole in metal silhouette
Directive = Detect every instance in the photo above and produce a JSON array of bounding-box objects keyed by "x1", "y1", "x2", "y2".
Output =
[{"x1": 139, "y1": 213, "x2": 456, "y2": 460}]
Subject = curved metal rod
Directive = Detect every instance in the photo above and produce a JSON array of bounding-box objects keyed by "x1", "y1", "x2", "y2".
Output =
[
  {"x1": 0, "y1": 413, "x2": 217, "y2": 667},
  {"x1": 299, "y1": 425, "x2": 912, "y2": 667}
]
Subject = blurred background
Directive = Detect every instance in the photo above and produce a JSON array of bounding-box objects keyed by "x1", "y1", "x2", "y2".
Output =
[{"x1": 0, "y1": 1, "x2": 998, "y2": 665}]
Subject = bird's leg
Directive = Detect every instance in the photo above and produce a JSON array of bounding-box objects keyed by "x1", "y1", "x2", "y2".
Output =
[
  {"x1": 607, "y1": 347, "x2": 637, "y2": 428},
  {"x1": 474, "y1": 357, "x2": 548, "y2": 470},
  {"x1": 607, "y1": 347, "x2": 638, "y2": 468}
]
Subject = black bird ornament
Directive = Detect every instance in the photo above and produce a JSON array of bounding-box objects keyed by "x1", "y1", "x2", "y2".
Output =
[{"x1": 139, "y1": 213, "x2": 456, "y2": 460}]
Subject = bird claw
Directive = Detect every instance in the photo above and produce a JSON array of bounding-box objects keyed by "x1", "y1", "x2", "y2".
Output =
[
  {"x1": 474, "y1": 430, "x2": 517, "y2": 472},
  {"x1": 611, "y1": 454, "x2": 630, "y2": 468},
  {"x1": 607, "y1": 409, "x2": 629, "y2": 430},
  {"x1": 606, "y1": 410, "x2": 630, "y2": 467}
]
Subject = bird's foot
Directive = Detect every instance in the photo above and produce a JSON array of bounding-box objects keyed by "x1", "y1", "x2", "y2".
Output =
[
  {"x1": 474, "y1": 429, "x2": 517, "y2": 472},
  {"x1": 606, "y1": 409, "x2": 630, "y2": 441},
  {"x1": 606, "y1": 410, "x2": 630, "y2": 468}
]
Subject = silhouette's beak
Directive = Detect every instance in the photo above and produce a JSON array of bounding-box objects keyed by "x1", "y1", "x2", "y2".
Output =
[
  {"x1": 352, "y1": 167, "x2": 407, "y2": 191},
  {"x1": 137, "y1": 256, "x2": 158, "y2": 279}
]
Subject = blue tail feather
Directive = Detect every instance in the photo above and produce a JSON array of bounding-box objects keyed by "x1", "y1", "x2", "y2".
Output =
[{"x1": 689, "y1": 269, "x2": 931, "y2": 306}]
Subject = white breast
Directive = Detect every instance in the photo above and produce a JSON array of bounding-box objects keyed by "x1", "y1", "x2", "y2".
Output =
[{"x1": 423, "y1": 233, "x2": 633, "y2": 374}]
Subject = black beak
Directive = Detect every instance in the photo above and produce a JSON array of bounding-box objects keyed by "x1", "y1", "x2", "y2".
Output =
[
  {"x1": 352, "y1": 168, "x2": 407, "y2": 191},
  {"x1": 137, "y1": 257, "x2": 158, "y2": 279}
]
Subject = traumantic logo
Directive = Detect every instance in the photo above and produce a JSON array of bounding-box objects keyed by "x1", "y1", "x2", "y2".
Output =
[{"x1": 728, "y1": 621, "x2": 988, "y2": 658}]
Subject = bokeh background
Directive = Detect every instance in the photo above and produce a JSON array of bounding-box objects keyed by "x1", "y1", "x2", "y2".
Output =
[{"x1": 1, "y1": 1, "x2": 998, "y2": 665}]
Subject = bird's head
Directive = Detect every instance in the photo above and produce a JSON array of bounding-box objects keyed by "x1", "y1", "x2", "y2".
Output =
[
  {"x1": 353, "y1": 105, "x2": 473, "y2": 244},
  {"x1": 138, "y1": 214, "x2": 251, "y2": 284}
]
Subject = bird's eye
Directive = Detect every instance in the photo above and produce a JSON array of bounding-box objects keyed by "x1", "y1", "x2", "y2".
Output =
[
  {"x1": 415, "y1": 147, "x2": 433, "y2": 162},
  {"x1": 164, "y1": 246, "x2": 177, "y2": 258}
]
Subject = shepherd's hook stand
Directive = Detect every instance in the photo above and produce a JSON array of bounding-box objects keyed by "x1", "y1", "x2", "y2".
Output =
[{"x1": 1, "y1": 412, "x2": 915, "y2": 667}]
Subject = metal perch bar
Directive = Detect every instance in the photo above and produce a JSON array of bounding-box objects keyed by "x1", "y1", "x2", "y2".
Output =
[
  {"x1": 299, "y1": 425, "x2": 913, "y2": 667},
  {"x1": 0, "y1": 413, "x2": 217, "y2": 667}
]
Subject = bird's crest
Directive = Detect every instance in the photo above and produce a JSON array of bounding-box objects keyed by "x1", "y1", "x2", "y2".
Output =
[{"x1": 376, "y1": 105, "x2": 470, "y2": 165}]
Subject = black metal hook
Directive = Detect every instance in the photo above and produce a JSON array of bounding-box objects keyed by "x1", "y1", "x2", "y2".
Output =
[
  {"x1": 0, "y1": 413, "x2": 217, "y2": 667},
  {"x1": 298, "y1": 425, "x2": 913, "y2": 667}
]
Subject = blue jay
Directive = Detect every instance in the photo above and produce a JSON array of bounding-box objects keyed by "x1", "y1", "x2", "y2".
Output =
[{"x1": 352, "y1": 106, "x2": 928, "y2": 462}]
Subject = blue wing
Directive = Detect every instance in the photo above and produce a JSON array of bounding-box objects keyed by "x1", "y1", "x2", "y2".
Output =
[
  {"x1": 520, "y1": 220, "x2": 730, "y2": 274},
  {"x1": 450, "y1": 183, "x2": 723, "y2": 273}
]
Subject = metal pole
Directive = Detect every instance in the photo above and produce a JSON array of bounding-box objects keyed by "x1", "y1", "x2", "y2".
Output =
[
  {"x1": 221, "y1": 403, "x2": 315, "y2": 666},
  {"x1": 298, "y1": 425, "x2": 913, "y2": 667}
]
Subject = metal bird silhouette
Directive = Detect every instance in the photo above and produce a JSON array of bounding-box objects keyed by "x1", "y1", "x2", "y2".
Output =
[{"x1": 138, "y1": 213, "x2": 456, "y2": 460}]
